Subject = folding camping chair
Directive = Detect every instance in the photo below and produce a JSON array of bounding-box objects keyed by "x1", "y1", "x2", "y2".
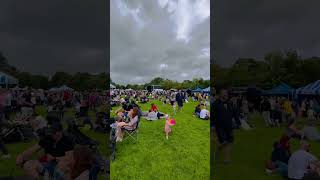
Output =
[{"x1": 122, "y1": 117, "x2": 141, "y2": 143}]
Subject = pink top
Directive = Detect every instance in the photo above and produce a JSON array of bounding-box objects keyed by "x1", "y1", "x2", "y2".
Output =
[{"x1": 164, "y1": 118, "x2": 171, "y2": 133}]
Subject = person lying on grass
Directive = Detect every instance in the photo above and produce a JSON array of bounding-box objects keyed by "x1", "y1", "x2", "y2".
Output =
[
  {"x1": 145, "y1": 104, "x2": 165, "y2": 120},
  {"x1": 16, "y1": 123, "x2": 74, "y2": 179},
  {"x1": 115, "y1": 107, "x2": 139, "y2": 142}
]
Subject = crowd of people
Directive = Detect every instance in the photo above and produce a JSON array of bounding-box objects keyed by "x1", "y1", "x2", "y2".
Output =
[
  {"x1": 111, "y1": 89, "x2": 210, "y2": 120},
  {"x1": 0, "y1": 87, "x2": 109, "y2": 179},
  {"x1": 213, "y1": 88, "x2": 320, "y2": 179},
  {"x1": 109, "y1": 88, "x2": 210, "y2": 160}
]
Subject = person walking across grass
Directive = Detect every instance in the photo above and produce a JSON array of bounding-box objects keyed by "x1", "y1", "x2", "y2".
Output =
[
  {"x1": 213, "y1": 88, "x2": 237, "y2": 164},
  {"x1": 175, "y1": 90, "x2": 184, "y2": 112}
]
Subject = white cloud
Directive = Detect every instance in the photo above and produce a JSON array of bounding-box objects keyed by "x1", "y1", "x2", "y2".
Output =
[
  {"x1": 158, "y1": 0, "x2": 210, "y2": 43},
  {"x1": 160, "y1": 63, "x2": 168, "y2": 70},
  {"x1": 111, "y1": 0, "x2": 210, "y2": 85}
]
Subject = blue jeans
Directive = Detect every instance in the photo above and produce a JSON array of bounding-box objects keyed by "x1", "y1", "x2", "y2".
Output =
[{"x1": 275, "y1": 161, "x2": 288, "y2": 177}]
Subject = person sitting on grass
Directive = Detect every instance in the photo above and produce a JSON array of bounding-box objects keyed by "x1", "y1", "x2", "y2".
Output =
[
  {"x1": 194, "y1": 104, "x2": 201, "y2": 117},
  {"x1": 94, "y1": 112, "x2": 107, "y2": 132},
  {"x1": 150, "y1": 103, "x2": 158, "y2": 112},
  {"x1": 29, "y1": 113, "x2": 48, "y2": 138},
  {"x1": 302, "y1": 120, "x2": 320, "y2": 141},
  {"x1": 145, "y1": 104, "x2": 164, "y2": 121},
  {"x1": 16, "y1": 123, "x2": 74, "y2": 179},
  {"x1": 115, "y1": 107, "x2": 139, "y2": 142},
  {"x1": 303, "y1": 160, "x2": 320, "y2": 180},
  {"x1": 199, "y1": 105, "x2": 210, "y2": 120},
  {"x1": 150, "y1": 103, "x2": 165, "y2": 119},
  {"x1": 266, "y1": 135, "x2": 291, "y2": 177},
  {"x1": 288, "y1": 140, "x2": 318, "y2": 180},
  {"x1": 53, "y1": 145, "x2": 94, "y2": 180}
]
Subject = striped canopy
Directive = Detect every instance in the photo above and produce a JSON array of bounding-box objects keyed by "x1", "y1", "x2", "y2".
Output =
[
  {"x1": 203, "y1": 87, "x2": 210, "y2": 93},
  {"x1": 296, "y1": 80, "x2": 320, "y2": 95}
]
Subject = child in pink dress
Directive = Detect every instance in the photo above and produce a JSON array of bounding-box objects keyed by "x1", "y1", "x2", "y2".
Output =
[{"x1": 164, "y1": 114, "x2": 172, "y2": 140}]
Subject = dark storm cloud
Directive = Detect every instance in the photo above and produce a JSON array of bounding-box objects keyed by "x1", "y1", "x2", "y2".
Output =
[
  {"x1": 213, "y1": 0, "x2": 320, "y2": 66},
  {"x1": 0, "y1": 0, "x2": 108, "y2": 75}
]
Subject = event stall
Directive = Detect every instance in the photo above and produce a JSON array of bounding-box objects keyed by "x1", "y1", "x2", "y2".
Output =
[
  {"x1": 262, "y1": 83, "x2": 294, "y2": 97},
  {"x1": 203, "y1": 87, "x2": 210, "y2": 94},
  {"x1": 192, "y1": 87, "x2": 203, "y2": 93},
  {"x1": 0, "y1": 71, "x2": 19, "y2": 88},
  {"x1": 296, "y1": 80, "x2": 320, "y2": 95}
]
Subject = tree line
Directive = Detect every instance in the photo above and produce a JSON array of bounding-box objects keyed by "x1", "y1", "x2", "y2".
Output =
[
  {"x1": 111, "y1": 77, "x2": 210, "y2": 90},
  {"x1": 212, "y1": 50, "x2": 320, "y2": 89}
]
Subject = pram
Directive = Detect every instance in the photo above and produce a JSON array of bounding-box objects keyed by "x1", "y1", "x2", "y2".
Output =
[
  {"x1": 0, "y1": 123, "x2": 35, "y2": 144},
  {"x1": 0, "y1": 115, "x2": 35, "y2": 144}
]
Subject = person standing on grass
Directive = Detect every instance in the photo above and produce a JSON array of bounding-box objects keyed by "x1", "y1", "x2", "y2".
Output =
[
  {"x1": 261, "y1": 97, "x2": 272, "y2": 127},
  {"x1": 175, "y1": 90, "x2": 184, "y2": 112},
  {"x1": 213, "y1": 88, "x2": 237, "y2": 164},
  {"x1": 0, "y1": 89, "x2": 10, "y2": 159}
]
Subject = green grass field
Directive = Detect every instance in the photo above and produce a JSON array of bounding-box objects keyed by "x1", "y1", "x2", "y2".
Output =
[
  {"x1": 110, "y1": 100, "x2": 210, "y2": 180},
  {"x1": 0, "y1": 106, "x2": 109, "y2": 178},
  {"x1": 213, "y1": 113, "x2": 320, "y2": 180}
]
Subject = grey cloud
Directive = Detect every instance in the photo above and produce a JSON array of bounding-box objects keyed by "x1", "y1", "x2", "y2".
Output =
[
  {"x1": 213, "y1": 0, "x2": 320, "y2": 66},
  {"x1": 111, "y1": 0, "x2": 210, "y2": 85},
  {"x1": 0, "y1": 0, "x2": 108, "y2": 75}
]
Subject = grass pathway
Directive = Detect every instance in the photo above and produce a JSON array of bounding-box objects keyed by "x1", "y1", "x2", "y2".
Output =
[{"x1": 110, "y1": 100, "x2": 210, "y2": 180}]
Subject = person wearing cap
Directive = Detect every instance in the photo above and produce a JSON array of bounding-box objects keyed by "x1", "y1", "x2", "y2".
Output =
[{"x1": 16, "y1": 123, "x2": 74, "y2": 179}]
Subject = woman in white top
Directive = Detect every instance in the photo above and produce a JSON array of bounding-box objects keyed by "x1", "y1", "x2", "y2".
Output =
[{"x1": 116, "y1": 107, "x2": 139, "y2": 142}]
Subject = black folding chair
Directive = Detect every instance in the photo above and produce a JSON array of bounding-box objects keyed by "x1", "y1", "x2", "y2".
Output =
[{"x1": 122, "y1": 117, "x2": 141, "y2": 143}]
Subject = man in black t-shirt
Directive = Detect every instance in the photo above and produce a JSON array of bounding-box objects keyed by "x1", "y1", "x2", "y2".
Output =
[
  {"x1": 16, "y1": 123, "x2": 74, "y2": 179},
  {"x1": 213, "y1": 89, "x2": 237, "y2": 164}
]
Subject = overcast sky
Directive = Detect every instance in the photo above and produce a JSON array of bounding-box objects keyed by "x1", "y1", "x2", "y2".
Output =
[
  {"x1": 0, "y1": 0, "x2": 108, "y2": 76},
  {"x1": 214, "y1": 0, "x2": 320, "y2": 67},
  {"x1": 111, "y1": 0, "x2": 210, "y2": 85}
]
